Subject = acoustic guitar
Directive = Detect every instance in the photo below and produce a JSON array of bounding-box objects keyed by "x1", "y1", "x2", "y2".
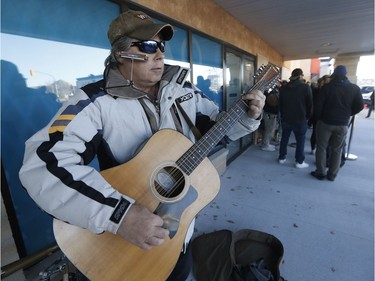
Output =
[{"x1": 53, "y1": 64, "x2": 280, "y2": 281}]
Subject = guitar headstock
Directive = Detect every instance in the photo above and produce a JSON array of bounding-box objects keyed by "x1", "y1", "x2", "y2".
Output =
[{"x1": 253, "y1": 64, "x2": 280, "y2": 93}]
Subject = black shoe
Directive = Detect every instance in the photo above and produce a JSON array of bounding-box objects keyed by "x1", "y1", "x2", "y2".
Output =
[
  {"x1": 326, "y1": 174, "x2": 335, "y2": 181},
  {"x1": 310, "y1": 171, "x2": 325, "y2": 180}
]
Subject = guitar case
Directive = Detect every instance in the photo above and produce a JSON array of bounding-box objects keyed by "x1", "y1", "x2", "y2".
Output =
[{"x1": 191, "y1": 229, "x2": 285, "y2": 281}]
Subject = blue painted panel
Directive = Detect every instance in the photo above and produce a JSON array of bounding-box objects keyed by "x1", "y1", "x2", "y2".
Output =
[
  {"x1": 192, "y1": 33, "x2": 222, "y2": 68},
  {"x1": 1, "y1": 0, "x2": 119, "y2": 49},
  {"x1": 160, "y1": 23, "x2": 189, "y2": 62},
  {"x1": 166, "y1": 26, "x2": 189, "y2": 62}
]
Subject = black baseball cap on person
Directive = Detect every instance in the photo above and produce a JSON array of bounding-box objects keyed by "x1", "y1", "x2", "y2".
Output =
[
  {"x1": 107, "y1": 11, "x2": 174, "y2": 45},
  {"x1": 289, "y1": 68, "x2": 304, "y2": 80}
]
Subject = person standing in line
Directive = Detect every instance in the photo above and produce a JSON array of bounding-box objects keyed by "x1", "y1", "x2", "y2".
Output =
[
  {"x1": 310, "y1": 65, "x2": 363, "y2": 181},
  {"x1": 278, "y1": 68, "x2": 313, "y2": 168},
  {"x1": 261, "y1": 84, "x2": 280, "y2": 151},
  {"x1": 19, "y1": 10, "x2": 265, "y2": 280},
  {"x1": 308, "y1": 75, "x2": 331, "y2": 154},
  {"x1": 366, "y1": 91, "x2": 374, "y2": 118}
]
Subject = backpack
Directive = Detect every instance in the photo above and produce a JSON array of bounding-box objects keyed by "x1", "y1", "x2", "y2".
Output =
[{"x1": 191, "y1": 229, "x2": 285, "y2": 281}]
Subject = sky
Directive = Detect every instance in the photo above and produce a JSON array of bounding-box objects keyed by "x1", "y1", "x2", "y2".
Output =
[
  {"x1": 1, "y1": 33, "x2": 374, "y2": 88},
  {"x1": 1, "y1": 33, "x2": 109, "y2": 87},
  {"x1": 356, "y1": 55, "x2": 375, "y2": 79}
]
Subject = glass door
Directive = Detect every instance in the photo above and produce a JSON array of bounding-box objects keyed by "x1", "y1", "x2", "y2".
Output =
[
  {"x1": 224, "y1": 50, "x2": 255, "y2": 161},
  {"x1": 241, "y1": 57, "x2": 256, "y2": 147},
  {"x1": 224, "y1": 51, "x2": 242, "y2": 160}
]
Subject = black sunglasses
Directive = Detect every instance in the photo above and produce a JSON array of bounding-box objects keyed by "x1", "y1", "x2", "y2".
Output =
[{"x1": 130, "y1": 40, "x2": 165, "y2": 54}]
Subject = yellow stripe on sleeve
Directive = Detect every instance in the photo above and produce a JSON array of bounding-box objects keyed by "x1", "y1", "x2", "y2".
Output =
[
  {"x1": 49, "y1": 126, "x2": 67, "y2": 134},
  {"x1": 56, "y1": 114, "x2": 75, "y2": 121}
]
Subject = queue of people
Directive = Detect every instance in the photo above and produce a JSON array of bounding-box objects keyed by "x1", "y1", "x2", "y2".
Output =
[
  {"x1": 260, "y1": 65, "x2": 364, "y2": 181},
  {"x1": 260, "y1": 68, "x2": 313, "y2": 168}
]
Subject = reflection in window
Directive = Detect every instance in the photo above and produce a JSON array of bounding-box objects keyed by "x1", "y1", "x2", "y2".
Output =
[
  {"x1": 192, "y1": 34, "x2": 223, "y2": 109},
  {"x1": 243, "y1": 59, "x2": 255, "y2": 93},
  {"x1": 165, "y1": 59, "x2": 190, "y2": 69},
  {"x1": 163, "y1": 26, "x2": 189, "y2": 63},
  {"x1": 1, "y1": 33, "x2": 110, "y2": 253},
  {"x1": 2, "y1": 33, "x2": 109, "y2": 102},
  {"x1": 193, "y1": 65, "x2": 223, "y2": 109},
  {"x1": 226, "y1": 52, "x2": 242, "y2": 110}
]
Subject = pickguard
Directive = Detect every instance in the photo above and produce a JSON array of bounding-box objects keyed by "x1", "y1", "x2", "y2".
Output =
[{"x1": 154, "y1": 186, "x2": 198, "y2": 238}]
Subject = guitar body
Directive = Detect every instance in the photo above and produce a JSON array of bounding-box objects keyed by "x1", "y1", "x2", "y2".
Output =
[{"x1": 53, "y1": 129, "x2": 221, "y2": 281}]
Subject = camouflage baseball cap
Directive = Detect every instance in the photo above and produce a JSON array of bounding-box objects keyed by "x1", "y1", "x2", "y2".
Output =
[{"x1": 108, "y1": 10, "x2": 174, "y2": 45}]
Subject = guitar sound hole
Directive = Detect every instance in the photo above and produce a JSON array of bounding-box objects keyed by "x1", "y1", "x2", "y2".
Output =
[{"x1": 153, "y1": 166, "x2": 185, "y2": 199}]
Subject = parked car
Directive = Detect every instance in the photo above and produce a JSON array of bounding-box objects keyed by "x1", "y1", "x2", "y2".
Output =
[{"x1": 361, "y1": 86, "x2": 374, "y2": 105}]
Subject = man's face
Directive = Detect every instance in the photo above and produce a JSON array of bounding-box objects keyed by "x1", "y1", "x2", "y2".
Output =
[{"x1": 118, "y1": 35, "x2": 165, "y2": 90}]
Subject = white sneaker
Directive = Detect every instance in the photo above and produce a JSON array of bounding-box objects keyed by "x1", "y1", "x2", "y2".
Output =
[
  {"x1": 279, "y1": 159, "x2": 286, "y2": 164},
  {"x1": 261, "y1": 144, "x2": 276, "y2": 151},
  {"x1": 295, "y1": 161, "x2": 309, "y2": 168}
]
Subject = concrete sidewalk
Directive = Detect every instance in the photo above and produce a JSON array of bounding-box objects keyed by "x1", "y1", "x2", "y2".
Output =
[{"x1": 191, "y1": 109, "x2": 374, "y2": 281}]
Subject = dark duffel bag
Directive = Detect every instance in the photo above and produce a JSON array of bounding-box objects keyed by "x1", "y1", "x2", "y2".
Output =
[{"x1": 191, "y1": 229, "x2": 285, "y2": 281}]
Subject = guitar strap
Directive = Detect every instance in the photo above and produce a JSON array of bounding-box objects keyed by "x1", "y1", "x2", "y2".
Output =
[
  {"x1": 175, "y1": 99, "x2": 202, "y2": 140},
  {"x1": 139, "y1": 98, "x2": 159, "y2": 134},
  {"x1": 170, "y1": 103, "x2": 184, "y2": 135},
  {"x1": 138, "y1": 95, "x2": 201, "y2": 141}
]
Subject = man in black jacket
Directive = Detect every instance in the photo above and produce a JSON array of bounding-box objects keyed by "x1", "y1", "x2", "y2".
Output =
[
  {"x1": 311, "y1": 65, "x2": 364, "y2": 181},
  {"x1": 278, "y1": 68, "x2": 313, "y2": 168}
]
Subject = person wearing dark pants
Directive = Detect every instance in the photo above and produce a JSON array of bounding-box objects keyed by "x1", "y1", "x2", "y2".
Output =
[
  {"x1": 311, "y1": 65, "x2": 363, "y2": 181},
  {"x1": 366, "y1": 91, "x2": 374, "y2": 118},
  {"x1": 278, "y1": 121, "x2": 308, "y2": 165},
  {"x1": 278, "y1": 68, "x2": 313, "y2": 168},
  {"x1": 315, "y1": 120, "x2": 347, "y2": 180}
]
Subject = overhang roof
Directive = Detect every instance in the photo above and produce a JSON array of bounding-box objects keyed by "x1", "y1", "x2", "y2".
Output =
[{"x1": 214, "y1": 0, "x2": 374, "y2": 60}]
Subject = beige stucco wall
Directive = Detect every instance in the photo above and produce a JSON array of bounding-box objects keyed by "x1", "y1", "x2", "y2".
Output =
[
  {"x1": 334, "y1": 55, "x2": 360, "y2": 84},
  {"x1": 284, "y1": 59, "x2": 312, "y2": 82},
  {"x1": 130, "y1": 0, "x2": 283, "y2": 67}
]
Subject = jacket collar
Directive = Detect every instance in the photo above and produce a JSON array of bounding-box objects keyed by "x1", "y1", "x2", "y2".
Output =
[{"x1": 103, "y1": 64, "x2": 184, "y2": 99}]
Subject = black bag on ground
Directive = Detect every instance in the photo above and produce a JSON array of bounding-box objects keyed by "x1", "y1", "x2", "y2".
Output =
[{"x1": 191, "y1": 229, "x2": 285, "y2": 281}]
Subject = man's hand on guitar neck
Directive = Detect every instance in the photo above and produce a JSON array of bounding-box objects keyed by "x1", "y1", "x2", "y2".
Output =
[
  {"x1": 242, "y1": 89, "x2": 265, "y2": 120},
  {"x1": 117, "y1": 204, "x2": 170, "y2": 250}
]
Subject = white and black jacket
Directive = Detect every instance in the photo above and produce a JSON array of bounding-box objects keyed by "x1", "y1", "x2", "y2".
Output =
[{"x1": 19, "y1": 64, "x2": 260, "y2": 241}]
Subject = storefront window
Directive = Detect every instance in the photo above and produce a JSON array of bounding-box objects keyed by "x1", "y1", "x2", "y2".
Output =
[
  {"x1": 1, "y1": 0, "x2": 117, "y2": 256},
  {"x1": 1, "y1": 32, "x2": 109, "y2": 255},
  {"x1": 2, "y1": 34, "x2": 108, "y2": 101}
]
